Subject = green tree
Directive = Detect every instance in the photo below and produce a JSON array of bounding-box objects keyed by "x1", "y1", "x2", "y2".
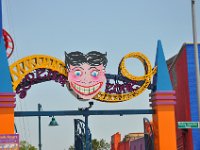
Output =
[
  {"x1": 19, "y1": 140, "x2": 37, "y2": 150},
  {"x1": 92, "y1": 139, "x2": 110, "y2": 150},
  {"x1": 68, "y1": 139, "x2": 110, "y2": 150},
  {"x1": 68, "y1": 145, "x2": 75, "y2": 150}
]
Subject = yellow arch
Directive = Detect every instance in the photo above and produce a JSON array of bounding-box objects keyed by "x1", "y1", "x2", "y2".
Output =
[
  {"x1": 94, "y1": 52, "x2": 157, "y2": 102},
  {"x1": 9, "y1": 55, "x2": 67, "y2": 90},
  {"x1": 9, "y1": 53, "x2": 156, "y2": 103}
]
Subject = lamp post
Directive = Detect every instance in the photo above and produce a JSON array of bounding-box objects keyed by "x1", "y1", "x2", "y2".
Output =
[
  {"x1": 38, "y1": 104, "x2": 59, "y2": 150},
  {"x1": 79, "y1": 102, "x2": 93, "y2": 150},
  {"x1": 38, "y1": 103, "x2": 42, "y2": 150}
]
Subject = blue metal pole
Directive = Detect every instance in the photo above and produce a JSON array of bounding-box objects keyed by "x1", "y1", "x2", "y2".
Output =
[
  {"x1": 15, "y1": 109, "x2": 154, "y2": 117},
  {"x1": 85, "y1": 114, "x2": 89, "y2": 150},
  {"x1": 38, "y1": 104, "x2": 42, "y2": 150}
]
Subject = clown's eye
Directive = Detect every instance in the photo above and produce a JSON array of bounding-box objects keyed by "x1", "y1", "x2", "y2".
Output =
[
  {"x1": 74, "y1": 70, "x2": 82, "y2": 76},
  {"x1": 91, "y1": 71, "x2": 99, "y2": 77}
]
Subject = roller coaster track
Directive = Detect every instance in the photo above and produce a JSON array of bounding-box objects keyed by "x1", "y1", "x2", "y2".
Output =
[
  {"x1": 9, "y1": 53, "x2": 156, "y2": 102},
  {"x1": 93, "y1": 52, "x2": 157, "y2": 102},
  {"x1": 9, "y1": 55, "x2": 67, "y2": 90}
]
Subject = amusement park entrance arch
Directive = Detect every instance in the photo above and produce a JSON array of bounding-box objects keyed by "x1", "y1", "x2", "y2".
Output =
[
  {"x1": 10, "y1": 52, "x2": 155, "y2": 150},
  {"x1": 0, "y1": 1, "x2": 177, "y2": 148},
  {"x1": 0, "y1": 41, "x2": 178, "y2": 150}
]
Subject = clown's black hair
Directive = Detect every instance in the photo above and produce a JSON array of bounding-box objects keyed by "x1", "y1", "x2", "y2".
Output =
[{"x1": 65, "y1": 51, "x2": 107, "y2": 70}]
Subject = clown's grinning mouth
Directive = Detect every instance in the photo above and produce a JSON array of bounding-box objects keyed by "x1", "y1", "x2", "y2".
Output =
[{"x1": 71, "y1": 82, "x2": 102, "y2": 95}]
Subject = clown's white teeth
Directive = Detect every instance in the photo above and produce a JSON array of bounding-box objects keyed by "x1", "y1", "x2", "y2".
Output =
[
  {"x1": 80, "y1": 87, "x2": 83, "y2": 93},
  {"x1": 73, "y1": 83, "x2": 101, "y2": 95},
  {"x1": 90, "y1": 87, "x2": 94, "y2": 93},
  {"x1": 95, "y1": 84, "x2": 99, "y2": 89},
  {"x1": 85, "y1": 88, "x2": 89, "y2": 94}
]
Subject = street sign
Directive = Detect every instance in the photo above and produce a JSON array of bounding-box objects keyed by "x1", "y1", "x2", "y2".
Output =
[{"x1": 178, "y1": 122, "x2": 200, "y2": 129}]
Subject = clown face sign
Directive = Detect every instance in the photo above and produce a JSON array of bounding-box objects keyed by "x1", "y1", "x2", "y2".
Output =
[{"x1": 65, "y1": 51, "x2": 107, "y2": 100}]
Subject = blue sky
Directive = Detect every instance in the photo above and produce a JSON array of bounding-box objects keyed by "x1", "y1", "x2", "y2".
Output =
[{"x1": 2, "y1": 0, "x2": 200, "y2": 149}]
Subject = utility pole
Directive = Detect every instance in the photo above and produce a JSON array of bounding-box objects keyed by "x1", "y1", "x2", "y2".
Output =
[
  {"x1": 85, "y1": 114, "x2": 89, "y2": 150},
  {"x1": 38, "y1": 104, "x2": 42, "y2": 150},
  {"x1": 79, "y1": 102, "x2": 93, "y2": 150},
  {"x1": 191, "y1": 0, "x2": 200, "y2": 122}
]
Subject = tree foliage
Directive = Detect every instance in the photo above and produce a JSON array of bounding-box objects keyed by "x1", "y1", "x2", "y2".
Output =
[
  {"x1": 68, "y1": 145, "x2": 75, "y2": 150},
  {"x1": 19, "y1": 140, "x2": 37, "y2": 150},
  {"x1": 92, "y1": 139, "x2": 110, "y2": 150},
  {"x1": 68, "y1": 138, "x2": 110, "y2": 150}
]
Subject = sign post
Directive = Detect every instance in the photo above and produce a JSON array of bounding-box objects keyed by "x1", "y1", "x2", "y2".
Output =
[{"x1": 178, "y1": 122, "x2": 200, "y2": 129}]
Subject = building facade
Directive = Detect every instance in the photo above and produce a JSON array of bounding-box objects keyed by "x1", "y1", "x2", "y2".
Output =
[
  {"x1": 167, "y1": 43, "x2": 200, "y2": 150},
  {"x1": 111, "y1": 132, "x2": 145, "y2": 150}
]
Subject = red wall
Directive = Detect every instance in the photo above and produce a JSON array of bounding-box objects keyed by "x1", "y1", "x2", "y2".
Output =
[
  {"x1": 111, "y1": 133, "x2": 145, "y2": 150},
  {"x1": 118, "y1": 141, "x2": 130, "y2": 150},
  {"x1": 111, "y1": 132, "x2": 121, "y2": 150},
  {"x1": 168, "y1": 47, "x2": 193, "y2": 150}
]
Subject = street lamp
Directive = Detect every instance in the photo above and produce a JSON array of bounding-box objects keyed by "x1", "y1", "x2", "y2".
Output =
[
  {"x1": 38, "y1": 104, "x2": 59, "y2": 150},
  {"x1": 38, "y1": 103, "x2": 42, "y2": 150},
  {"x1": 49, "y1": 116, "x2": 59, "y2": 126}
]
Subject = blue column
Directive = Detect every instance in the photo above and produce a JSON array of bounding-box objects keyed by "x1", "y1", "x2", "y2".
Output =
[
  {"x1": 38, "y1": 104, "x2": 42, "y2": 150},
  {"x1": 0, "y1": 0, "x2": 2, "y2": 36},
  {"x1": 0, "y1": 0, "x2": 13, "y2": 93},
  {"x1": 85, "y1": 114, "x2": 89, "y2": 150}
]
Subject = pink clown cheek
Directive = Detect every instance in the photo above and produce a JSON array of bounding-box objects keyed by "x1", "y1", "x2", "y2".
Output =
[
  {"x1": 68, "y1": 72, "x2": 82, "y2": 82},
  {"x1": 91, "y1": 72, "x2": 106, "y2": 82}
]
